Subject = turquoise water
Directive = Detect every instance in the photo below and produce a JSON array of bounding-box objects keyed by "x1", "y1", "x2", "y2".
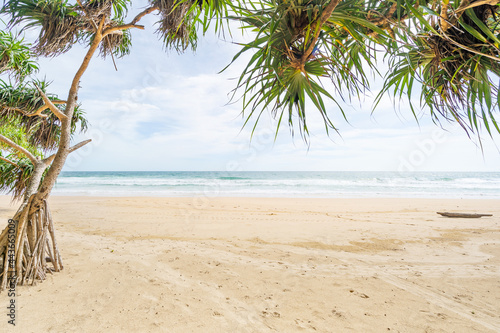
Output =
[{"x1": 52, "y1": 171, "x2": 500, "y2": 198}]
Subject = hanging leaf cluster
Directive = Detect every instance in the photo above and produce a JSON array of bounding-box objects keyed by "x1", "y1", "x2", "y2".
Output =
[
  {"x1": 1, "y1": 0, "x2": 132, "y2": 58},
  {"x1": 229, "y1": 0, "x2": 390, "y2": 138},
  {"x1": 377, "y1": 0, "x2": 500, "y2": 136},
  {"x1": 229, "y1": 0, "x2": 500, "y2": 139},
  {"x1": 0, "y1": 30, "x2": 38, "y2": 80},
  {"x1": 151, "y1": 0, "x2": 233, "y2": 52},
  {"x1": 0, "y1": 80, "x2": 88, "y2": 151}
]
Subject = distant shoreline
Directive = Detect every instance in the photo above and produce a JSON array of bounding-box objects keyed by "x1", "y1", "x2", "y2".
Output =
[
  {"x1": 3, "y1": 194, "x2": 500, "y2": 201},
  {"x1": 49, "y1": 170, "x2": 500, "y2": 199}
]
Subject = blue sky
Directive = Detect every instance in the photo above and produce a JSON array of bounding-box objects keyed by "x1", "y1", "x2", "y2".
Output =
[{"x1": 5, "y1": 1, "x2": 500, "y2": 171}]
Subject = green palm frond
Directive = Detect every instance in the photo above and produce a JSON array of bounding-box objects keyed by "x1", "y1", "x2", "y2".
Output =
[
  {"x1": 377, "y1": 0, "x2": 500, "y2": 136},
  {"x1": 228, "y1": 0, "x2": 386, "y2": 139},
  {"x1": 1, "y1": 0, "x2": 132, "y2": 57},
  {"x1": 0, "y1": 153, "x2": 36, "y2": 201},
  {"x1": 0, "y1": 30, "x2": 38, "y2": 80},
  {"x1": 151, "y1": 0, "x2": 233, "y2": 52},
  {"x1": 0, "y1": 119, "x2": 43, "y2": 158},
  {"x1": 109, "y1": 0, "x2": 131, "y2": 19},
  {"x1": 82, "y1": 0, "x2": 130, "y2": 19},
  {"x1": 152, "y1": 0, "x2": 202, "y2": 51},
  {"x1": 0, "y1": 79, "x2": 88, "y2": 151},
  {"x1": 0, "y1": 100, "x2": 42, "y2": 202},
  {"x1": 2, "y1": 0, "x2": 82, "y2": 57}
]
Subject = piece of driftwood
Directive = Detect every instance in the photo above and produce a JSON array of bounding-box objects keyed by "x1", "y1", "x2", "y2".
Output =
[{"x1": 437, "y1": 212, "x2": 493, "y2": 218}]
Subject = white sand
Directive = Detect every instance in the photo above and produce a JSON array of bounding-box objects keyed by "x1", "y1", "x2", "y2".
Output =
[{"x1": 0, "y1": 196, "x2": 499, "y2": 332}]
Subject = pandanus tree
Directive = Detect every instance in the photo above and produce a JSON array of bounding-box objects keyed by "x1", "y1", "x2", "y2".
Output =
[
  {"x1": 0, "y1": 30, "x2": 89, "y2": 287},
  {"x1": 0, "y1": 0, "x2": 499, "y2": 290},
  {"x1": 0, "y1": 0, "x2": 231, "y2": 290}
]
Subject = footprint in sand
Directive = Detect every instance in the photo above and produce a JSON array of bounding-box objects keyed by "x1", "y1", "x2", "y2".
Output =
[{"x1": 349, "y1": 289, "x2": 370, "y2": 298}]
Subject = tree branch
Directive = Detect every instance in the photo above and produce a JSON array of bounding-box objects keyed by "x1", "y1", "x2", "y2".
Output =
[
  {"x1": 42, "y1": 139, "x2": 92, "y2": 165},
  {"x1": 2, "y1": 106, "x2": 47, "y2": 118},
  {"x1": 103, "y1": 24, "x2": 145, "y2": 37},
  {"x1": 366, "y1": 3, "x2": 401, "y2": 39},
  {"x1": 35, "y1": 17, "x2": 106, "y2": 201},
  {"x1": 386, "y1": 2, "x2": 398, "y2": 17},
  {"x1": 131, "y1": 6, "x2": 159, "y2": 25},
  {"x1": 76, "y1": 0, "x2": 118, "y2": 71},
  {"x1": 300, "y1": 0, "x2": 342, "y2": 64},
  {"x1": 102, "y1": 5, "x2": 158, "y2": 37},
  {"x1": 34, "y1": 84, "x2": 68, "y2": 121},
  {"x1": 42, "y1": 154, "x2": 56, "y2": 165},
  {"x1": 0, "y1": 134, "x2": 38, "y2": 164},
  {"x1": 69, "y1": 139, "x2": 92, "y2": 153},
  {"x1": 442, "y1": 29, "x2": 500, "y2": 62},
  {"x1": 30, "y1": 104, "x2": 51, "y2": 118},
  {"x1": 67, "y1": 16, "x2": 106, "y2": 114},
  {"x1": 0, "y1": 155, "x2": 19, "y2": 168},
  {"x1": 2, "y1": 100, "x2": 66, "y2": 119},
  {"x1": 440, "y1": 0, "x2": 451, "y2": 31},
  {"x1": 456, "y1": 0, "x2": 499, "y2": 14}
]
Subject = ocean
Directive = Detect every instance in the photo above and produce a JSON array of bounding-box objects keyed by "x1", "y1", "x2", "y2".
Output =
[{"x1": 51, "y1": 171, "x2": 500, "y2": 199}]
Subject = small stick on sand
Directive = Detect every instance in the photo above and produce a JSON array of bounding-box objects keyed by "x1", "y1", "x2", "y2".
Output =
[{"x1": 437, "y1": 212, "x2": 493, "y2": 218}]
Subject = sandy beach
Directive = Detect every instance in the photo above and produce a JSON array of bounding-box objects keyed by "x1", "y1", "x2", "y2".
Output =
[{"x1": 0, "y1": 195, "x2": 499, "y2": 332}]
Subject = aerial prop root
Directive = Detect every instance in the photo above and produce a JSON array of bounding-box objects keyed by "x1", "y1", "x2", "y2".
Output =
[{"x1": 0, "y1": 197, "x2": 63, "y2": 291}]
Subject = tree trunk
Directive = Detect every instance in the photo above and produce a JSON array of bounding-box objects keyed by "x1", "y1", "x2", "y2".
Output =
[
  {"x1": 0, "y1": 162, "x2": 62, "y2": 290},
  {"x1": 0, "y1": 6, "x2": 150, "y2": 292},
  {"x1": 0, "y1": 31, "x2": 104, "y2": 291}
]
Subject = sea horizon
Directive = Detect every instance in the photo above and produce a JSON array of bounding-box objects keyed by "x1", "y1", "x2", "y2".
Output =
[{"x1": 49, "y1": 171, "x2": 500, "y2": 199}]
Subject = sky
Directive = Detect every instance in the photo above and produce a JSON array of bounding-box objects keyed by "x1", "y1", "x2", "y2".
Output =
[{"x1": 4, "y1": 1, "x2": 500, "y2": 172}]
